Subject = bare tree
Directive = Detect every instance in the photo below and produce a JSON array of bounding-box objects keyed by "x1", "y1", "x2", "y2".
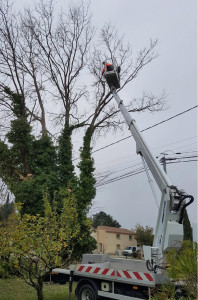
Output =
[
  {"x1": 0, "y1": 0, "x2": 167, "y2": 196},
  {"x1": 86, "y1": 24, "x2": 166, "y2": 139},
  {"x1": 0, "y1": 1, "x2": 166, "y2": 139},
  {"x1": 20, "y1": 0, "x2": 94, "y2": 131},
  {"x1": 0, "y1": 0, "x2": 47, "y2": 134}
]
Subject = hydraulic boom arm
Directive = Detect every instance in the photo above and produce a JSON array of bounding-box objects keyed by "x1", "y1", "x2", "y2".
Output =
[
  {"x1": 110, "y1": 87, "x2": 194, "y2": 271},
  {"x1": 112, "y1": 89, "x2": 172, "y2": 192},
  {"x1": 102, "y1": 61, "x2": 194, "y2": 272}
]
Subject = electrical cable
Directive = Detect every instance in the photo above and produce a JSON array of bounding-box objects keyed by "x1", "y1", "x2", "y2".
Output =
[
  {"x1": 96, "y1": 158, "x2": 197, "y2": 188},
  {"x1": 94, "y1": 143, "x2": 197, "y2": 175},
  {"x1": 96, "y1": 154, "x2": 197, "y2": 184},
  {"x1": 166, "y1": 159, "x2": 198, "y2": 164},
  {"x1": 96, "y1": 168, "x2": 145, "y2": 187},
  {"x1": 140, "y1": 105, "x2": 197, "y2": 132},
  {"x1": 95, "y1": 161, "x2": 143, "y2": 178},
  {"x1": 72, "y1": 105, "x2": 198, "y2": 161},
  {"x1": 165, "y1": 155, "x2": 198, "y2": 160},
  {"x1": 97, "y1": 166, "x2": 145, "y2": 183}
]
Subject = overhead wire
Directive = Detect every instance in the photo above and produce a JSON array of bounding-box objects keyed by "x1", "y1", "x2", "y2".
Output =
[
  {"x1": 166, "y1": 159, "x2": 198, "y2": 164},
  {"x1": 96, "y1": 154, "x2": 197, "y2": 188},
  {"x1": 74, "y1": 103, "x2": 198, "y2": 187},
  {"x1": 96, "y1": 168, "x2": 145, "y2": 187},
  {"x1": 94, "y1": 139, "x2": 198, "y2": 170},
  {"x1": 90, "y1": 105, "x2": 198, "y2": 156},
  {"x1": 95, "y1": 161, "x2": 143, "y2": 177},
  {"x1": 94, "y1": 143, "x2": 197, "y2": 181},
  {"x1": 165, "y1": 155, "x2": 198, "y2": 160}
]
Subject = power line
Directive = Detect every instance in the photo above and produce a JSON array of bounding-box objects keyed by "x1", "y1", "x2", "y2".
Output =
[
  {"x1": 96, "y1": 169, "x2": 145, "y2": 187},
  {"x1": 96, "y1": 156, "x2": 197, "y2": 188},
  {"x1": 180, "y1": 150, "x2": 198, "y2": 154},
  {"x1": 94, "y1": 139, "x2": 197, "y2": 173},
  {"x1": 141, "y1": 105, "x2": 197, "y2": 132},
  {"x1": 166, "y1": 159, "x2": 198, "y2": 164},
  {"x1": 95, "y1": 152, "x2": 197, "y2": 183},
  {"x1": 166, "y1": 155, "x2": 198, "y2": 160},
  {"x1": 73, "y1": 105, "x2": 197, "y2": 162},
  {"x1": 91, "y1": 105, "x2": 198, "y2": 156},
  {"x1": 95, "y1": 161, "x2": 143, "y2": 178},
  {"x1": 152, "y1": 137, "x2": 197, "y2": 152}
]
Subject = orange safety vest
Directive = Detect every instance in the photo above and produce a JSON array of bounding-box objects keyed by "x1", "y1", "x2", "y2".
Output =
[{"x1": 102, "y1": 63, "x2": 112, "y2": 74}]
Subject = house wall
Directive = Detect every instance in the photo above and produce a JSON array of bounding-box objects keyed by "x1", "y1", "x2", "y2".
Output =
[
  {"x1": 93, "y1": 229, "x2": 137, "y2": 254},
  {"x1": 97, "y1": 228, "x2": 106, "y2": 253}
]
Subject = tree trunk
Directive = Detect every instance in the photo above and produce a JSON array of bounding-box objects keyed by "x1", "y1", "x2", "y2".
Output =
[
  {"x1": 36, "y1": 279, "x2": 43, "y2": 300},
  {"x1": 36, "y1": 290, "x2": 43, "y2": 300}
]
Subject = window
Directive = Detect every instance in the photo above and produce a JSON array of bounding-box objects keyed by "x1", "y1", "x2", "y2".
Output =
[
  {"x1": 116, "y1": 233, "x2": 120, "y2": 239},
  {"x1": 129, "y1": 235, "x2": 132, "y2": 241}
]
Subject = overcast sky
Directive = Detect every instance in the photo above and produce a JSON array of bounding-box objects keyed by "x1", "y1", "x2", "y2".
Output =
[{"x1": 14, "y1": 0, "x2": 197, "y2": 233}]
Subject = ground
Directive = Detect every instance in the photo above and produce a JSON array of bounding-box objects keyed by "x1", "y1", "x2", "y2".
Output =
[{"x1": 0, "y1": 277, "x2": 76, "y2": 300}]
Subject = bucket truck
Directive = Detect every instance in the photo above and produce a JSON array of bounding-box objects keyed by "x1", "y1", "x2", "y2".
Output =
[{"x1": 50, "y1": 60, "x2": 194, "y2": 300}]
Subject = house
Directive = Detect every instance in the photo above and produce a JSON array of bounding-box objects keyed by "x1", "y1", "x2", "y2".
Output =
[{"x1": 92, "y1": 226, "x2": 137, "y2": 255}]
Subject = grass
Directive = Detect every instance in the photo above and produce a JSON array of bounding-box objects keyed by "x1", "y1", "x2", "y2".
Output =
[{"x1": 0, "y1": 277, "x2": 76, "y2": 300}]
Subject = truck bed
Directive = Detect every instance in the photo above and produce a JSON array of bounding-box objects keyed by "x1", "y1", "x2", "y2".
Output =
[
  {"x1": 72, "y1": 257, "x2": 155, "y2": 287},
  {"x1": 52, "y1": 254, "x2": 166, "y2": 288}
]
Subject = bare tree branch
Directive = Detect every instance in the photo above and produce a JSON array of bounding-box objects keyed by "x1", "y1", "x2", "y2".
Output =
[{"x1": 0, "y1": 1, "x2": 166, "y2": 150}]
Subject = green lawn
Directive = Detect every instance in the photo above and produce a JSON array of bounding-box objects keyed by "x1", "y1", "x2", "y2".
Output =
[{"x1": 0, "y1": 277, "x2": 76, "y2": 300}]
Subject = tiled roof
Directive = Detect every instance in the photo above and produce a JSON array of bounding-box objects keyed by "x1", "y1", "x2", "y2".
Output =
[{"x1": 97, "y1": 226, "x2": 135, "y2": 234}]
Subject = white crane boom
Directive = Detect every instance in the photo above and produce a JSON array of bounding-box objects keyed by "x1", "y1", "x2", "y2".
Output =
[
  {"x1": 112, "y1": 89, "x2": 172, "y2": 192},
  {"x1": 103, "y1": 64, "x2": 194, "y2": 272}
]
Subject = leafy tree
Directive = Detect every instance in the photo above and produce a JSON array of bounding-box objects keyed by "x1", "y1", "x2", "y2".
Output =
[
  {"x1": 0, "y1": 89, "x2": 59, "y2": 216},
  {"x1": 0, "y1": 195, "x2": 14, "y2": 222},
  {"x1": 134, "y1": 224, "x2": 153, "y2": 246},
  {"x1": 0, "y1": 190, "x2": 89, "y2": 300},
  {"x1": 92, "y1": 211, "x2": 121, "y2": 228},
  {"x1": 166, "y1": 241, "x2": 197, "y2": 299},
  {"x1": 77, "y1": 128, "x2": 96, "y2": 212},
  {"x1": 151, "y1": 241, "x2": 197, "y2": 299},
  {"x1": 0, "y1": 0, "x2": 166, "y2": 259}
]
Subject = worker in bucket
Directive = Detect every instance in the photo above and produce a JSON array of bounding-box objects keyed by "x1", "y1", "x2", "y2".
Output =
[
  {"x1": 102, "y1": 61, "x2": 114, "y2": 74},
  {"x1": 102, "y1": 61, "x2": 121, "y2": 79}
]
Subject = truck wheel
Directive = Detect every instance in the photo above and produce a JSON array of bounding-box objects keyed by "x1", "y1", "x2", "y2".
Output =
[{"x1": 78, "y1": 284, "x2": 97, "y2": 300}]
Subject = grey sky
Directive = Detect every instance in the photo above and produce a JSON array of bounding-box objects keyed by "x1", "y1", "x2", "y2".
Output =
[
  {"x1": 13, "y1": 0, "x2": 197, "y2": 231},
  {"x1": 90, "y1": 0, "x2": 197, "y2": 230}
]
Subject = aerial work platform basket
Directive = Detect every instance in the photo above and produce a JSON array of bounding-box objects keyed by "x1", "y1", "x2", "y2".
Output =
[{"x1": 102, "y1": 59, "x2": 120, "y2": 89}]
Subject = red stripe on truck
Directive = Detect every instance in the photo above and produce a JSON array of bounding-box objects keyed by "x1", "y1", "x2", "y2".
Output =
[
  {"x1": 123, "y1": 270, "x2": 131, "y2": 279},
  {"x1": 144, "y1": 273, "x2": 153, "y2": 281},
  {"x1": 102, "y1": 268, "x2": 109, "y2": 275},
  {"x1": 93, "y1": 267, "x2": 100, "y2": 274},
  {"x1": 117, "y1": 271, "x2": 121, "y2": 277},
  {"x1": 85, "y1": 267, "x2": 92, "y2": 272},
  {"x1": 78, "y1": 266, "x2": 84, "y2": 272},
  {"x1": 133, "y1": 272, "x2": 143, "y2": 280}
]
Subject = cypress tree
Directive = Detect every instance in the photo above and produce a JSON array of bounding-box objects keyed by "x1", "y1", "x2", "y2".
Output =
[
  {"x1": 183, "y1": 209, "x2": 193, "y2": 241},
  {"x1": 77, "y1": 127, "x2": 96, "y2": 211},
  {"x1": 58, "y1": 123, "x2": 75, "y2": 187}
]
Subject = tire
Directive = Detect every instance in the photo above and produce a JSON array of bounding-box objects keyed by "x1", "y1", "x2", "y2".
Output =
[{"x1": 78, "y1": 284, "x2": 97, "y2": 300}]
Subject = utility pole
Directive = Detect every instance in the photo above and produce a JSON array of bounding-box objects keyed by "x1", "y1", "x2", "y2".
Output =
[
  {"x1": 158, "y1": 152, "x2": 182, "y2": 174},
  {"x1": 160, "y1": 154, "x2": 167, "y2": 173}
]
